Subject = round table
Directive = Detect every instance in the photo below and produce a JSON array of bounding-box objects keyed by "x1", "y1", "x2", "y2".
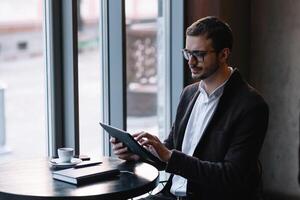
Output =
[{"x1": 0, "y1": 157, "x2": 159, "y2": 200}]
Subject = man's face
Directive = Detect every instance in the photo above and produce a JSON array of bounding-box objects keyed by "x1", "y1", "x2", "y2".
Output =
[{"x1": 185, "y1": 35, "x2": 219, "y2": 80}]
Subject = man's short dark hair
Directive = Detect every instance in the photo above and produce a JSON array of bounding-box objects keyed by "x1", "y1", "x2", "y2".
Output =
[{"x1": 186, "y1": 16, "x2": 233, "y2": 52}]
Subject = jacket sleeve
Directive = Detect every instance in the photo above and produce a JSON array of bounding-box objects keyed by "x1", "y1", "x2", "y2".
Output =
[
  {"x1": 163, "y1": 123, "x2": 175, "y2": 150},
  {"x1": 163, "y1": 86, "x2": 191, "y2": 150},
  {"x1": 165, "y1": 101, "x2": 269, "y2": 192}
]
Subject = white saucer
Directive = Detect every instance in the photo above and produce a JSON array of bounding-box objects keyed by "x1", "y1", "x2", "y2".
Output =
[{"x1": 49, "y1": 158, "x2": 82, "y2": 168}]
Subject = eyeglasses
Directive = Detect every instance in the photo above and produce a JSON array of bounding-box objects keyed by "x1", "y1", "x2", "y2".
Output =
[{"x1": 181, "y1": 49, "x2": 216, "y2": 62}]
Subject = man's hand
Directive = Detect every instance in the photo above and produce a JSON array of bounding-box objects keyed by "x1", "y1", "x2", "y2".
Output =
[
  {"x1": 134, "y1": 132, "x2": 172, "y2": 162},
  {"x1": 110, "y1": 137, "x2": 140, "y2": 161}
]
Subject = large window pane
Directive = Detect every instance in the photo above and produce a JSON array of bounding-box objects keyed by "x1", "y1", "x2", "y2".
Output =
[
  {"x1": 125, "y1": 0, "x2": 167, "y2": 139},
  {"x1": 78, "y1": 0, "x2": 102, "y2": 157},
  {"x1": 0, "y1": 0, "x2": 46, "y2": 162}
]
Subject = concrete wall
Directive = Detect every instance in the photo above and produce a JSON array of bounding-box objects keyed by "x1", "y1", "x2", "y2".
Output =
[
  {"x1": 220, "y1": 0, "x2": 251, "y2": 78},
  {"x1": 250, "y1": 0, "x2": 300, "y2": 197},
  {"x1": 184, "y1": 0, "x2": 250, "y2": 84},
  {"x1": 184, "y1": 0, "x2": 221, "y2": 85},
  {"x1": 184, "y1": 0, "x2": 300, "y2": 197}
]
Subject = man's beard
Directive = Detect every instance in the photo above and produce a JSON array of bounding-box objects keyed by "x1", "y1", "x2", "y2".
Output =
[{"x1": 191, "y1": 63, "x2": 220, "y2": 80}]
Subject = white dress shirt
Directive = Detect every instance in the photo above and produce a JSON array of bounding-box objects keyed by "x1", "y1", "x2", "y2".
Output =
[{"x1": 170, "y1": 68, "x2": 233, "y2": 196}]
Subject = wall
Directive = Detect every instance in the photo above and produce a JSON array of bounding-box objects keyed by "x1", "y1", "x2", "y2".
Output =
[
  {"x1": 184, "y1": 0, "x2": 250, "y2": 84},
  {"x1": 220, "y1": 0, "x2": 251, "y2": 78},
  {"x1": 184, "y1": 0, "x2": 300, "y2": 197},
  {"x1": 250, "y1": 0, "x2": 300, "y2": 197},
  {"x1": 185, "y1": 0, "x2": 300, "y2": 198}
]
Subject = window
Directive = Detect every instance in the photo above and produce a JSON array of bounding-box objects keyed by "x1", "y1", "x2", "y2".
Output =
[
  {"x1": 102, "y1": 0, "x2": 184, "y2": 156},
  {"x1": 78, "y1": 0, "x2": 103, "y2": 157},
  {"x1": 0, "y1": 0, "x2": 46, "y2": 162},
  {"x1": 125, "y1": 0, "x2": 168, "y2": 139},
  {"x1": 0, "y1": 0, "x2": 184, "y2": 162}
]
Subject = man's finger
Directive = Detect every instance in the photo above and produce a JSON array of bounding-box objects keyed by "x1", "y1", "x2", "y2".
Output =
[
  {"x1": 112, "y1": 142, "x2": 123, "y2": 150},
  {"x1": 114, "y1": 147, "x2": 128, "y2": 155},
  {"x1": 135, "y1": 131, "x2": 150, "y2": 141},
  {"x1": 110, "y1": 137, "x2": 120, "y2": 144},
  {"x1": 132, "y1": 131, "x2": 144, "y2": 137},
  {"x1": 115, "y1": 142, "x2": 124, "y2": 149},
  {"x1": 141, "y1": 138, "x2": 154, "y2": 146},
  {"x1": 137, "y1": 138, "x2": 146, "y2": 145},
  {"x1": 110, "y1": 137, "x2": 116, "y2": 143},
  {"x1": 118, "y1": 152, "x2": 133, "y2": 159}
]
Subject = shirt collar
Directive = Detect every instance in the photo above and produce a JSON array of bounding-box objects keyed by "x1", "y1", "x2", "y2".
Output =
[{"x1": 198, "y1": 67, "x2": 233, "y2": 99}]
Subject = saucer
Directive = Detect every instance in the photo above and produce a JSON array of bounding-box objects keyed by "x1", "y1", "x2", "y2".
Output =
[{"x1": 49, "y1": 158, "x2": 82, "y2": 168}]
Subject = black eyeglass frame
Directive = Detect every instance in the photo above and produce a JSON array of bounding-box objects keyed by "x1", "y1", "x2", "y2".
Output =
[{"x1": 181, "y1": 49, "x2": 217, "y2": 62}]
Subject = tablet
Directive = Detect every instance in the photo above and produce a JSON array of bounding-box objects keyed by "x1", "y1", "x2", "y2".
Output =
[{"x1": 99, "y1": 122, "x2": 166, "y2": 170}]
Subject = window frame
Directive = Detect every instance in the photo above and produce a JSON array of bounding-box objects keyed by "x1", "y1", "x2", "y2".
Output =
[
  {"x1": 45, "y1": 0, "x2": 80, "y2": 157},
  {"x1": 170, "y1": 0, "x2": 184, "y2": 123},
  {"x1": 100, "y1": 0, "x2": 185, "y2": 155},
  {"x1": 44, "y1": 0, "x2": 184, "y2": 157}
]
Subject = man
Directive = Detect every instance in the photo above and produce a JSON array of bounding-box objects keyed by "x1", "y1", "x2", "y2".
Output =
[{"x1": 111, "y1": 16, "x2": 269, "y2": 200}]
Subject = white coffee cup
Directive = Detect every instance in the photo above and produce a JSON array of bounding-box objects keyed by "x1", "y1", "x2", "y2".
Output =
[{"x1": 57, "y1": 147, "x2": 74, "y2": 163}]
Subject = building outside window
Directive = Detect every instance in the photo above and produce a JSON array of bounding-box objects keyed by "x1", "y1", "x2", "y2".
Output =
[
  {"x1": 78, "y1": 0, "x2": 102, "y2": 158},
  {"x1": 125, "y1": 0, "x2": 168, "y2": 140},
  {"x1": 0, "y1": 0, "x2": 181, "y2": 162},
  {"x1": 0, "y1": 0, "x2": 46, "y2": 163}
]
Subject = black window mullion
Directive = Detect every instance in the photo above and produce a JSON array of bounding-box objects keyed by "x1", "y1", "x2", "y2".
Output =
[{"x1": 45, "y1": 0, "x2": 79, "y2": 157}]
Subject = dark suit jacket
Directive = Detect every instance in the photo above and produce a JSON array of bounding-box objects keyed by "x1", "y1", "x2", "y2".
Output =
[{"x1": 162, "y1": 69, "x2": 269, "y2": 200}]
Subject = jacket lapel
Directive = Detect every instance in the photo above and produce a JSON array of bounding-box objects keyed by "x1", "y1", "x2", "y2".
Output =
[
  {"x1": 193, "y1": 69, "x2": 242, "y2": 152},
  {"x1": 175, "y1": 89, "x2": 200, "y2": 150}
]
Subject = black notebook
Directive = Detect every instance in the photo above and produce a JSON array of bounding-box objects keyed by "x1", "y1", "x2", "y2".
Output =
[
  {"x1": 99, "y1": 122, "x2": 166, "y2": 170},
  {"x1": 52, "y1": 165, "x2": 120, "y2": 185}
]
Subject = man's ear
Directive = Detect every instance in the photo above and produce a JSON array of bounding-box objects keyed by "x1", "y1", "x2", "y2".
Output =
[{"x1": 218, "y1": 48, "x2": 230, "y2": 63}]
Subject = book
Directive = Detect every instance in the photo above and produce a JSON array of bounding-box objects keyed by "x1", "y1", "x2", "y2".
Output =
[
  {"x1": 52, "y1": 165, "x2": 120, "y2": 185},
  {"x1": 99, "y1": 123, "x2": 166, "y2": 170}
]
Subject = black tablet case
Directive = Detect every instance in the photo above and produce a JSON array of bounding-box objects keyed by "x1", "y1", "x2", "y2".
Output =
[{"x1": 100, "y1": 123, "x2": 166, "y2": 170}]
